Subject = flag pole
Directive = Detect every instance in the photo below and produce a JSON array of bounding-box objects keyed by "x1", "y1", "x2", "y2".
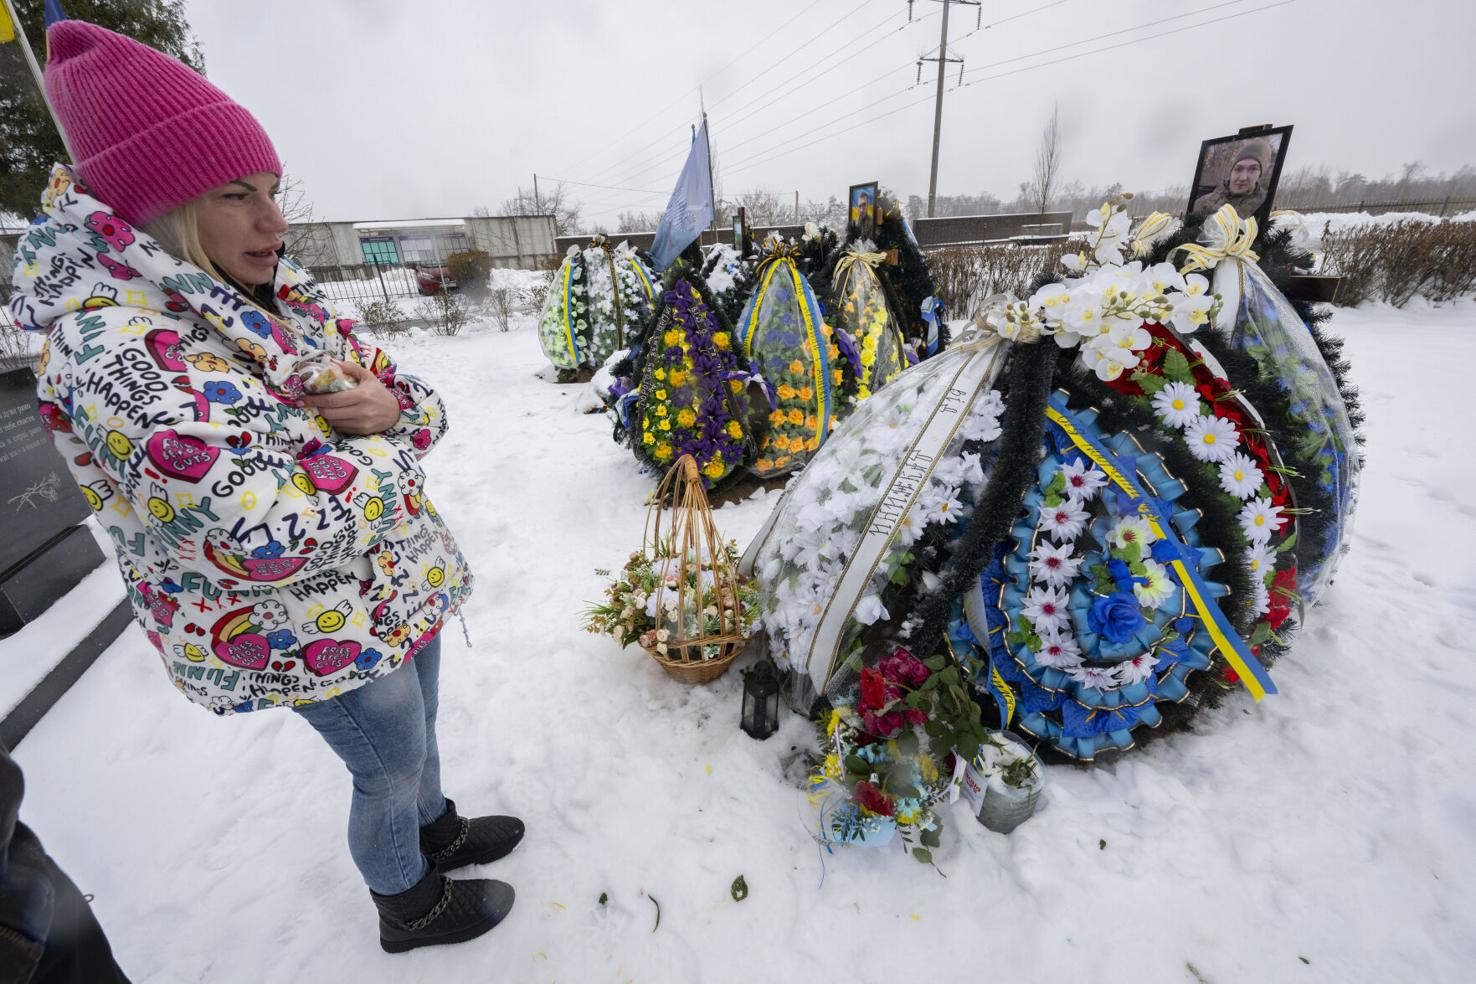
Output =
[
  {"x1": 700, "y1": 87, "x2": 716, "y2": 247},
  {"x1": 2, "y1": 0, "x2": 76, "y2": 163}
]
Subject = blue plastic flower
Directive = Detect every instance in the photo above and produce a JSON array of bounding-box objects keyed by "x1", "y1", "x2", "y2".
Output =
[
  {"x1": 251, "y1": 540, "x2": 285, "y2": 558},
  {"x1": 1087, "y1": 592, "x2": 1145, "y2": 644},
  {"x1": 266, "y1": 629, "x2": 297, "y2": 651}
]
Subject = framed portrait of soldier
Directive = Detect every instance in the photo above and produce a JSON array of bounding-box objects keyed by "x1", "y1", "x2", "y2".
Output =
[
  {"x1": 1186, "y1": 125, "x2": 1292, "y2": 230},
  {"x1": 848, "y1": 181, "x2": 879, "y2": 242}
]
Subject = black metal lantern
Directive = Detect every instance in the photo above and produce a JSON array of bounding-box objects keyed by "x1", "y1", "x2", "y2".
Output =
[{"x1": 740, "y1": 659, "x2": 781, "y2": 739}]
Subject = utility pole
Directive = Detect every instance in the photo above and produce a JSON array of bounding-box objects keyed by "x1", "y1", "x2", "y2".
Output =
[
  {"x1": 915, "y1": 0, "x2": 979, "y2": 218},
  {"x1": 795, "y1": 190, "x2": 800, "y2": 224},
  {"x1": 533, "y1": 173, "x2": 541, "y2": 214}
]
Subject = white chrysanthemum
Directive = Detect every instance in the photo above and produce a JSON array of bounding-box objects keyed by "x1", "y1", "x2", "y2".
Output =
[
  {"x1": 958, "y1": 452, "x2": 986, "y2": 487},
  {"x1": 1066, "y1": 664, "x2": 1121, "y2": 691},
  {"x1": 854, "y1": 594, "x2": 890, "y2": 626},
  {"x1": 1115, "y1": 651, "x2": 1160, "y2": 685},
  {"x1": 1022, "y1": 584, "x2": 1071, "y2": 635},
  {"x1": 1217, "y1": 452, "x2": 1265, "y2": 500},
  {"x1": 1038, "y1": 499, "x2": 1090, "y2": 543},
  {"x1": 1151, "y1": 381, "x2": 1201, "y2": 429},
  {"x1": 1239, "y1": 497, "x2": 1286, "y2": 545},
  {"x1": 1033, "y1": 628, "x2": 1084, "y2": 669},
  {"x1": 1060, "y1": 459, "x2": 1107, "y2": 502},
  {"x1": 1184, "y1": 414, "x2": 1240, "y2": 464},
  {"x1": 892, "y1": 508, "x2": 924, "y2": 548},
  {"x1": 960, "y1": 402, "x2": 1003, "y2": 442},
  {"x1": 1250, "y1": 580, "x2": 1272, "y2": 617},
  {"x1": 1029, "y1": 540, "x2": 1083, "y2": 589},
  {"x1": 1246, "y1": 542, "x2": 1277, "y2": 584},
  {"x1": 1133, "y1": 559, "x2": 1175, "y2": 609},
  {"x1": 1108, "y1": 516, "x2": 1158, "y2": 552},
  {"x1": 917, "y1": 485, "x2": 964, "y2": 526}
]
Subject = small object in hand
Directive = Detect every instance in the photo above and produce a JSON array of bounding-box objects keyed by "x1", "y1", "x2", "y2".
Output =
[{"x1": 296, "y1": 355, "x2": 358, "y2": 394}]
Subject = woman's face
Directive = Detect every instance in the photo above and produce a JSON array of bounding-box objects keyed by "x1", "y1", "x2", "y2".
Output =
[
  {"x1": 195, "y1": 172, "x2": 288, "y2": 286},
  {"x1": 1228, "y1": 158, "x2": 1262, "y2": 195}
]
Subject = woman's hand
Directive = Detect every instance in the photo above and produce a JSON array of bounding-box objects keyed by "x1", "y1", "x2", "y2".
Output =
[{"x1": 300, "y1": 361, "x2": 403, "y2": 435}]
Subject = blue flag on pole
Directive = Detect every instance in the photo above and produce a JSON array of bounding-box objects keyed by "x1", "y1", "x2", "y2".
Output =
[
  {"x1": 44, "y1": 0, "x2": 67, "y2": 27},
  {"x1": 649, "y1": 120, "x2": 714, "y2": 270}
]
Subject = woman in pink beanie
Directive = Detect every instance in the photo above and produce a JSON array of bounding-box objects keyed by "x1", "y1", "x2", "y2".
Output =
[{"x1": 9, "y1": 20, "x2": 521, "y2": 954}]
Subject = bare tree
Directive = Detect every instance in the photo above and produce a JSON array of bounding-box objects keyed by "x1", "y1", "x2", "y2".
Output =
[
  {"x1": 733, "y1": 187, "x2": 786, "y2": 226},
  {"x1": 497, "y1": 182, "x2": 582, "y2": 237},
  {"x1": 615, "y1": 209, "x2": 662, "y2": 233},
  {"x1": 278, "y1": 172, "x2": 327, "y2": 263},
  {"x1": 1031, "y1": 104, "x2": 1063, "y2": 213}
]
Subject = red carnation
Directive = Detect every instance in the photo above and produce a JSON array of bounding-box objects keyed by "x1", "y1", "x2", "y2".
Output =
[
  {"x1": 1268, "y1": 566, "x2": 1298, "y2": 629},
  {"x1": 859, "y1": 668, "x2": 888, "y2": 711},
  {"x1": 854, "y1": 781, "x2": 895, "y2": 817}
]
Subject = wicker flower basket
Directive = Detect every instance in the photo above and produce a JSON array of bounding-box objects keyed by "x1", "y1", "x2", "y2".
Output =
[{"x1": 641, "y1": 455, "x2": 748, "y2": 683}]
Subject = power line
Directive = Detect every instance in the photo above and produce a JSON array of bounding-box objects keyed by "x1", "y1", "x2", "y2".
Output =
[
  {"x1": 703, "y1": 0, "x2": 1067, "y2": 179},
  {"x1": 599, "y1": 9, "x2": 936, "y2": 193},
  {"x1": 595, "y1": 2, "x2": 909, "y2": 191},
  {"x1": 534, "y1": 175, "x2": 669, "y2": 196},
  {"x1": 955, "y1": 0, "x2": 1255, "y2": 82},
  {"x1": 584, "y1": 0, "x2": 879, "y2": 186},
  {"x1": 724, "y1": 0, "x2": 1295, "y2": 178},
  {"x1": 572, "y1": 0, "x2": 828, "y2": 184},
  {"x1": 607, "y1": 0, "x2": 1071, "y2": 192},
  {"x1": 955, "y1": 0, "x2": 1295, "y2": 88}
]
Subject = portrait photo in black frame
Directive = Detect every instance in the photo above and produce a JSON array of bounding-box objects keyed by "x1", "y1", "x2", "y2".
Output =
[
  {"x1": 847, "y1": 181, "x2": 880, "y2": 242},
  {"x1": 1185, "y1": 125, "x2": 1293, "y2": 231}
]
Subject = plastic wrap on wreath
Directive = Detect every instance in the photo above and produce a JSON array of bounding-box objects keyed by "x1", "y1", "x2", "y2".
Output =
[
  {"x1": 950, "y1": 391, "x2": 1284, "y2": 760},
  {"x1": 1212, "y1": 257, "x2": 1359, "y2": 604},
  {"x1": 631, "y1": 279, "x2": 755, "y2": 488},
  {"x1": 583, "y1": 240, "x2": 659, "y2": 368},
  {"x1": 737, "y1": 248, "x2": 849, "y2": 478},
  {"x1": 830, "y1": 247, "x2": 907, "y2": 403},
  {"x1": 537, "y1": 246, "x2": 587, "y2": 370},
  {"x1": 748, "y1": 339, "x2": 1010, "y2": 708}
]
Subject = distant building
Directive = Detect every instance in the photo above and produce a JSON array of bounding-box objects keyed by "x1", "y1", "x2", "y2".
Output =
[{"x1": 289, "y1": 214, "x2": 559, "y2": 271}]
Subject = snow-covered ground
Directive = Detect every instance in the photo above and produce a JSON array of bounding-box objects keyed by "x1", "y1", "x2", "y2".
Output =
[{"x1": 8, "y1": 300, "x2": 1476, "y2": 983}]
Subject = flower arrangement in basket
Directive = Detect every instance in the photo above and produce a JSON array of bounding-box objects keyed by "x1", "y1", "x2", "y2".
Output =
[{"x1": 584, "y1": 455, "x2": 760, "y2": 683}]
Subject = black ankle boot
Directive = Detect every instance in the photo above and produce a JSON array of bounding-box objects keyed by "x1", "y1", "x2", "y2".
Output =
[
  {"x1": 420, "y1": 798, "x2": 525, "y2": 873},
  {"x1": 370, "y1": 865, "x2": 515, "y2": 954}
]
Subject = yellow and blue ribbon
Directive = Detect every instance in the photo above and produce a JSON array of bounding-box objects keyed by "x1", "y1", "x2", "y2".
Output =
[{"x1": 561, "y1": 256, "x2": 581, "y2": 365}]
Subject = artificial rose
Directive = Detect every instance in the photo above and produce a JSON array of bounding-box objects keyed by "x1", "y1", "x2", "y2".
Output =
[
  {"x1": 1087, "y1": 591, "x2": 1146, "y2": 644},
  {"x1": 854, "y1": 780, "x2": 895, "y2": 817},
  {"x1": 878, "y1": 649, "x2": 930, "y2": 687},
  {"x1": 861, "y1": 709, "x2": 904, "y2": 738}
]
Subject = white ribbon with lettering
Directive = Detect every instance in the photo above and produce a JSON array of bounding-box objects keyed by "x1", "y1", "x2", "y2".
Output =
[{"x1": 804, "y1": 337, "x2": 1009, "y2": 694}]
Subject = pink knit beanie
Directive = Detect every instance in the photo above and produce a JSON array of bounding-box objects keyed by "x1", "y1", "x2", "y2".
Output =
[{"x1": 44, "y1": 21, "x2": 281, "y2": 226}]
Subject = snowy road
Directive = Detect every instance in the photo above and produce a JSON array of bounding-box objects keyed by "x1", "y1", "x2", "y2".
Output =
[{"x1": 9, "y1": 302, "x2": 1476, "y2": 983}]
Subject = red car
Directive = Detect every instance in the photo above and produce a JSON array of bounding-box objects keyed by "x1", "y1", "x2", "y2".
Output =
[{"x1": 414, "y1": 264, "x2": 457, "y2": 295}]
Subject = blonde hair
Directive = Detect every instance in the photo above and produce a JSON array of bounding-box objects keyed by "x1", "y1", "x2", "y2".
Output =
[
  {"x1": 141, "y1": 200, "x2": 227, "y2": 283},
  {"x1": 142, "y1": 201, "x2": 281, "y2": 322}
]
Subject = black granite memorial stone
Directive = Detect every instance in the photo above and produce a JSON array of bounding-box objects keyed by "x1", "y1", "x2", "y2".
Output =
[{"x1": 0, "y1": 368, "x2": 105, "y2": 636}]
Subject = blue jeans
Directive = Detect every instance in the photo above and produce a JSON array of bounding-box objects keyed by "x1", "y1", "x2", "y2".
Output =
[{"x1": 294, "y1": 637, "x2": 448, "y2": 895}]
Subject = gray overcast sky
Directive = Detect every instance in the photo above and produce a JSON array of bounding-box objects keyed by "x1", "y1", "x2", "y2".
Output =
[{"x1": 184, "y1": 0, "x2": 1476, "y2": 226}]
